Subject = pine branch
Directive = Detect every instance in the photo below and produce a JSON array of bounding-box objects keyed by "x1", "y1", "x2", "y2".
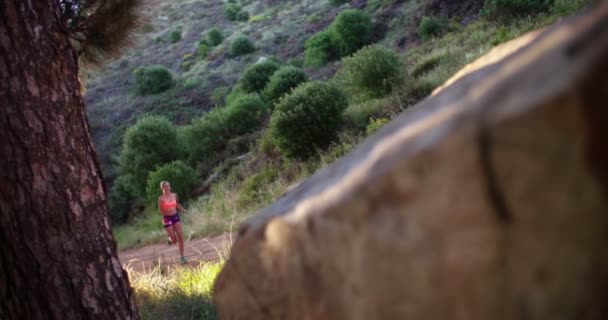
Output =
[{"x1": 61, "y1": 0, "x2": 150, "y2": 67}]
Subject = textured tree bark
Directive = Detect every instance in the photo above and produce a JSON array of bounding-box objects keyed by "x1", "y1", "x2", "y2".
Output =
[{"x1": 0, "y1": 1, "x2": 139, "y2": 319}]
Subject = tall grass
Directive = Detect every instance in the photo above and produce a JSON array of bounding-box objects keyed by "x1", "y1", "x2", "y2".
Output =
[{"x1": 128, "y1": 261, "x2": 223, "y2": 320}]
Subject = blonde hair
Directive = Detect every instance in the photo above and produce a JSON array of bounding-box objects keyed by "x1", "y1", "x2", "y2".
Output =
[{"x1": 160, "y1": 181, "x2": 169, "y2": 190}]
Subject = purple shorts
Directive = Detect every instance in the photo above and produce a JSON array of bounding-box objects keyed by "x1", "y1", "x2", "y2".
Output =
[{"x1": 162, "y1": 213, "x2": 181, "y2": 227}]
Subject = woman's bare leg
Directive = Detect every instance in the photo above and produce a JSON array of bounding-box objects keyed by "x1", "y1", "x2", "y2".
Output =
[
  {"x1": 173, "y1": 222, "x2": 185, "y2": 259},
  {"x1": 165, "y1": 225, "x2": 177, "y2": 244}
]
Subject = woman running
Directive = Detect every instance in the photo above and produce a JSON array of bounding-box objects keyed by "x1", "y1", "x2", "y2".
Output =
[{"x1": 158, "y1": 181, "x2": 188, "y2": 264}]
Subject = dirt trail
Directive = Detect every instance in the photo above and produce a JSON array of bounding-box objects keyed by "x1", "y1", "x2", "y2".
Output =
[{"x1": 118, "y1": 233, "x2": 233, "y2": 272}]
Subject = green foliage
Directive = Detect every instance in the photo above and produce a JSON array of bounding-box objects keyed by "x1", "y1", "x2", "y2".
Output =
[
  {"x1": 239, "y1": 60, "x2": 281, "y2": 93},
  {"x1": 207, "y1": 27, "x2": 224, "y2": 46},
  {"x1": 418, "y1": 16, "x2": 448, "y2": 40},
  {"x1": 329, "y1": 0, "x2": 349, "y2": 5},
  {"x1": 224, "y1": 3, "x2": 241, "y2": 21},
  {"x1": 343, "y1": 97, "x2": 389, "y2": 128},
  {"x1": 186, "y1": 94, "x2": 267, "y2": 163},
  {"x1": 224, "y1": 93, "x2": 269, "y2": 135},
  {"x1": 366, "y1": 117, "x2": 389, "y2": 135},
  {"x1": 185, "y1": 108, "x2": 229, "y2": 164},
  {"x1": 337, "y1": 45, "x2": 402, "y2": 99},
  {"x1": 133, "y1": 262, "x2": 222, "y2": 320},
  {"x1": 304, "y1": 31, "x2": 335, "y2": 67},
  {"x1": 236, "y1": 10, "x2": 250, "y2": 21},
  {"x1": 269, "y1": 81, "x2": 348, "y2": 159},
  {"x1": 119, "y1": 116, "x2": 181, "y2": 196},
  {"x1": 551, "y1": 0, "x2": 587, "y2": 15},
  {"x1": 198, "y1": 39, "x2": 210, "y2": 58},
  {"x1": 237, "y1": 168, "x2": 278, "y2": 207},
  {"x1": 145, "y1": 161, "x2": 199, "y2": 201},
  {"x1": 108, "y1": 175, "x2": 136, "y2": 225},
  {"x1": 481, "y1": 0, "x2": 554, "y2": 18},
  {"x1": 169, "y1": 28, "x2": 182, "y2": 43},
  {"x1": 211, "y1": 86, "x2": 230, "y2": 105},
  {"x1": 229, "y1": 36, "x2": 255, "y2": 57},
  {"x1": 329, "y1": 9, "x2": 373, "y2": 57},
  {"x1": 262, "y1": 66, "x2": 308, "y2": 103},
  {"x1": 133, "y1": 65, "x2": 174, "y2": 95}
]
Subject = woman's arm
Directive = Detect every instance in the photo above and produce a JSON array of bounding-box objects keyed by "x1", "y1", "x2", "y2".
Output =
[
  {"x1": 158, "y1": 197, "x2": 163, "y2": 215},
  {"x1": 175, "y1": 194, "x2": 187, "y2": 213}
]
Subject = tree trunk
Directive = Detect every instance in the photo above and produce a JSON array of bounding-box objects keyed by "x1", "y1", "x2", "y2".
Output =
[{"x1": 0, "y1": 1, "x2": 139, "y2": 319}]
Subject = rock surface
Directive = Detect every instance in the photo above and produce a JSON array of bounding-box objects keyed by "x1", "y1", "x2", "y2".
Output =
[{"x1": 214, "y1": 4, "x2": 608, "y2": 320}]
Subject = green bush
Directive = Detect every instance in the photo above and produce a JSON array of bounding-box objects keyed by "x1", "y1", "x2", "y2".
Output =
[
  {"x1": 197, "y1": 41, "x2": 210, "y2": 58},
  {"x1": 169, "y1": 28, "x2": 182, "y2": 43},
  {"x1": 207, "y1": 27, "x2": 224, "y2": 46},
  {"x1": 185, "y1": 108, "x2": 230, "y2": 164},
  {"x1": 304, "y1": 31, "x2": 335, "y2": 67},
  {"x1": 269, "y1": 81, "x2": 348, "y2": 159},
  {"x1": 262, "y1": 66, "x2": 308, "y2": 103},
  {"x1": 329, "y1": 9, "x2": 373, "y2": 57},
  {"x1": 224, "y1": 3, "x2": 241, "y2": 21},
  {"x1": 337, "y1": 45, "x2": 402, "y2": 99},
  {"x1": 343, "y1": 97, "x2": 388, "y2": 128},
  {"x1": 119, "y1": 116, "x2": 181, "y2": 195},
  {"x1": 329, "y1": 0, "x2": 349, "y2": 5},
  {"x1": 224, "y1": 93, "x2": 268, "y2": 135},
  {"x1": 237, "y1": 168, "x2": 278, "y2": 207},
  {"x1": 145, "y1": 161, "x2": 199, "y2": 201},
  {"x1": 229, "y1": 36, "x2": 255, "y2": 57},
  {"x1": 418, "y1": 16, "x2": 448, "y2": 40},
  {"x1": 108, "y1": 175, "x2": 136, "y2": 225},
  {"x1": 133, "y1": 65, "x2": 174, "y2": 95},
  {"x1": 236, "y1": 10, "x2": 250, "y2": 21},
  {"x1": 239, "y1": 60, "x2": 281, "y2": 93},
  {"x1": 481, "y1": 0, "x2": 553, "y2": 17}
]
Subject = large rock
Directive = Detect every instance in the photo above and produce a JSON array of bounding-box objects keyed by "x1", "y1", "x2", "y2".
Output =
[{"x1": 214, "y1": 4, "x2": 608, "y2": 320}]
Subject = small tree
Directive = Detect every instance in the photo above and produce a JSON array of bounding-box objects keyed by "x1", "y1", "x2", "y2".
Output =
[
  {"x1": 119, "y1": 116, "x2": 181, "y2": 195},
  {"x1": 107, "y1": 175, "x2": 136, "y2": 224},
  {"x1": 269, "y1": 81, "x2": 348, "y2": 159},
  {"x1": 207, "y1": 27, "x2": 224, "y2": 46},
  {"x1": 263, "y1": 66, "x2": 308, "y2": 103},
  {"x1": 224, "y1": 93, "x2": 269, "y2": 135},
  {"x1": 133, "y1": 65, "x2": 174, "y2": 94},
  {"x1": 304, "y1": 31, "x2": 336, "y2": 67},
  {"x1": 230, "y1": 36, "x2": 255, "y2": 57},
  {"x1": 239, "y1": 60, "x2": 281, "y2": 93},
  {"x1": 146, "y1": 161, "x2": 199, "y2": 201},
  {"x1": 336, "y1": 45, "x2": 402, "y2": 99},
  {"x1": 418, "y1": 16, "x2": 448, "y2": 40},
  {"x1": 329, "y1": 9, "x2": 373, "y2": 57}
]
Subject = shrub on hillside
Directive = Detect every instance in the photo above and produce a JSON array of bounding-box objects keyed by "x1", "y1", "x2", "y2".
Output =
[
  {"x1": 133, "y1": 65, "x2": 174, "y2": 95},
  {"x1": 169, "y1": 28, "x2": 182, "y2": 43},
  {"x1": 418, "y1": 15, "x2": 448, "y2": 40},
  {"x1": 236, "y1": 10, "x2": 250, "y2": 21},
  {"x1": 481, "y1": 0, "x2": 553, "y2": 18},
  {"x1": 224, "y1": 3, "x2": 241, "y2": 21},
  {"x1": 207, "y1": 27, "x2": 224, "y2": 46},
  {"x1": 269, "y1": 81, "x2": 348, "y2": 159},
  {"x1": 262, "y1": 66, "x2": 308, "y2": 103},
  {"x1": 224, "y1": 93, "x2": 269, "y2": 135},
  {"x1": 329, "y1": 9, "x2": 373, "y2": 57},
  {"x1": 108, "y1": 175, "x2": 136, "y2": 225},
  {"x1": 337, "y1": 45, "x2": 402, "y2": 99},
  {"x1": 304, "y1": 31, "x2": 335, "y2": 67},
  {"x1": 185, "y1": 108, "x2": 230, "y2": 164},
  {"x1": 197, "y1": 40, "x2": 210, "y2": 58},
  {"x1": 329, "y1": 0, "x2": 349, "y2": 5},
  {"x1": 145, "y1": 161, "x2": 199, "y2": 201},
  {"x1": 119, "y1": 116, "x2": 181, "y2": 195},
  {"x1": 239, "y1": 60, "x2": 281, "y2": 93},
  {"x1": 229, "y1": 36, "x2": 255, "y2": 57}
]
